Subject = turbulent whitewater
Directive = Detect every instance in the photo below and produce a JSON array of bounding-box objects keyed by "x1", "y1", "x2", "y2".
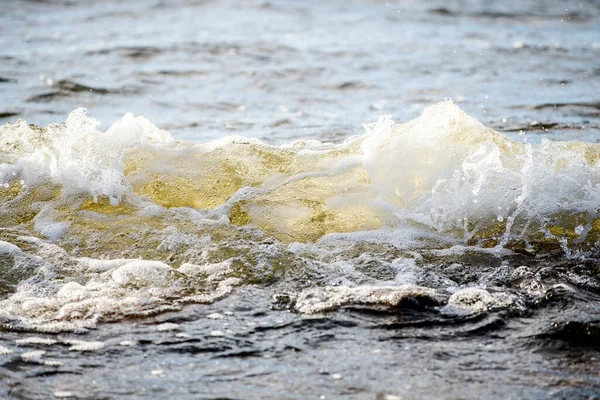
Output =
[{"x1": 1, "y1": 100, "x2": 600, "y2": 332}]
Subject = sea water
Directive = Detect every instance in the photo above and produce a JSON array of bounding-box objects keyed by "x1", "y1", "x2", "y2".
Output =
[{"x1": 1, "y1": 0, "x2": 599, "y2": 399}]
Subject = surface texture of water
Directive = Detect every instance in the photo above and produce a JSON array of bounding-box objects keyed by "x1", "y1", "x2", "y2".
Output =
[
  {"x1": 2, "y1": 0, "x2": 600, "y2": 143},
  {"x1": 1, "y1": 1, "x2": 600, "y2": 399}
]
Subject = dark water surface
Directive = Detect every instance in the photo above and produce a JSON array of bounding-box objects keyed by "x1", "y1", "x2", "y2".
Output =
[{"x1": 1, "y1": 1, "x2": 600, "y2": 399}]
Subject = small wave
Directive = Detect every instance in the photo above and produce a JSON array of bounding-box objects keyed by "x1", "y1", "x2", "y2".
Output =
[
  {"x1": 85, "y1": 45, "x2": 163, "y2": 59},
  {"x1": 2, "y1": 100, "x2": 600, "y2": 254},
  {"x1": 1, "y1": 100, "x2": 600, "y2": 332},
  {"x1": 428, "y1": 7, "x2": 591, "y2": 22},
  {"x1": 533, "y1": 101, "x2": 600, "y2": 113},
  {"x1": 0, "y1": 76, "x2": 17, "y2": 84},
  {"x1": 0, "y1": 112, "x2": 20, "y2": 119},
  {"x1": 26, "y1": 80, "x2": 140, "y2": 102},
  {"x1": 502, "y1": 122, "x2": 583, "y2": 133}
]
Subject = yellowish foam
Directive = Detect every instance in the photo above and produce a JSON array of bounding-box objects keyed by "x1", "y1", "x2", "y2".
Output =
[{"x1": 1, "y1": 101, "x2": 600, "y2": 254}]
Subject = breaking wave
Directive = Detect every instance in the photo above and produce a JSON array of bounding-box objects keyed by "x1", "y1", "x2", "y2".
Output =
[{"x1": 1, "y1": 100, "x2": 599, "y2": 332}]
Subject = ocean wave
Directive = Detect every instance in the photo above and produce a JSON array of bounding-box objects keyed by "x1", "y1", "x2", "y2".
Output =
[
  {"x1": 2, "y1": 100, "x2": 600, "y2": 254},
  {"x1": 1, "y1": 100, "x2": 600, "y2": 332}
]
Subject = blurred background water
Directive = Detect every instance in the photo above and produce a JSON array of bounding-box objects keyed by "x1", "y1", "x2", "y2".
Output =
[{"x1": 2, "y1": 0, "x2": 600, "y2": 143}]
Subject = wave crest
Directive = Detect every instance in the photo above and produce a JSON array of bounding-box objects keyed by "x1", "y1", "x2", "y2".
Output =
[{"x1": 1, "y1": 100, "x2": 600, "y2": 255}]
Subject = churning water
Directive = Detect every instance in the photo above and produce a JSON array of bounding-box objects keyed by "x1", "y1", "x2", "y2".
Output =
[{"x1": 1, "y1": 0, "x2": 600, "y2": 399}]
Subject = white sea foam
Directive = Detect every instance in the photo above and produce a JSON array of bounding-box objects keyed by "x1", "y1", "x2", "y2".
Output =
[
  {"x1": 20, "y1": 350, "x2": 46, "y2": 362},
  {"x1": 53, "y1": 391, "x2": 75, "y2": 398},
  {"x1": 156, "y1": 322, "x2": 180, "y2": 332},
  {"x1": 295, "y1": 284, "x2": 447, "y2": 314},
  {"x1": 0, "y1": 109, "x2": 172, "y2": 206},
  {"x1": 443, "y1": 288, "x2": 523, "y2": 315},
  {"x1": 15, "y1": 337, "x2": 58, "y2": 346},
  {"x1": 66, "y1": 340, "x2": 104, "y2": 352}
]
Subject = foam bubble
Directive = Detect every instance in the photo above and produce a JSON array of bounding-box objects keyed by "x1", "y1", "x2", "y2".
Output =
[
  {"x1": 111, "y1": 260, "x2": 173, "y2": 287},
  {"x1": 156, "y1": 322, "x2": 179, "y2": 332},
  {"x1": 295, "y1": 284, "x2": 447, "y2": 314},
  {"x1": 444, "y1": 288, "x2": 522, "y2": 315},
  {"x1": 0, "y1": 240, "x2": 21, "y2": 255},
  {"x1": 67, "y1": 340, "x2": 104, "y2": 352},
  {"x1": 20, "y1": 350, "x2": 46, "y2": 362},
  {"x1": 15, "y1": 337, "x2": 58, "y2": 346},
  {"x1": 53, "y1": 391, "x2": 76, "y2": 398}
]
